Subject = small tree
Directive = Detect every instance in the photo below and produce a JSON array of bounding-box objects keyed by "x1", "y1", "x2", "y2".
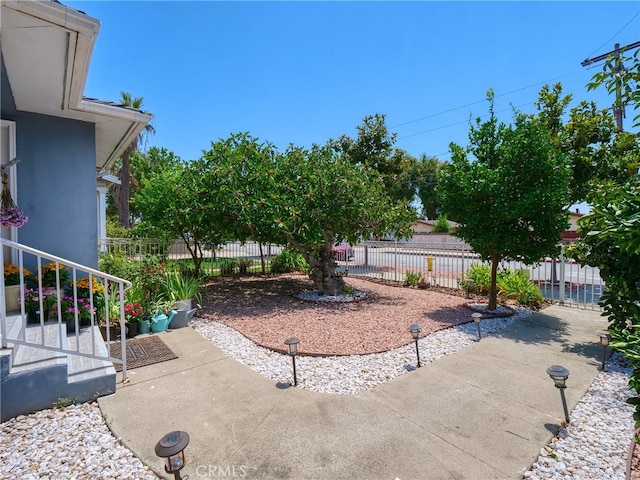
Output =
[
  {"x1": 535, "y1": 83, "x2": 638, "y2": 206},
  {"x1": 438, "y1": 91, "x2": 571, "y2": 310},
  {"x1": 132, "y1": 159, "x2": 229, "y2": 277}
]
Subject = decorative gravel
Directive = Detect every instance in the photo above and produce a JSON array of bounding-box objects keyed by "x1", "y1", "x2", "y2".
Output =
[
  {"x1": 0, "y1": 402, "x2": 158, "y2": 480},
  {"x1": 0, "y1": 275, "x2": 635, "y2": 478},
  {"x1": 192, "y1": 308, "x2": 532, "y2": 393},
  {"x1": 524, "y1": 352, "x2": 635, "y2": 479}
]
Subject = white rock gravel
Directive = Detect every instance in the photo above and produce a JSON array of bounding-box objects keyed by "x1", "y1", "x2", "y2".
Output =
[
  {"x1": 191, "y1": 307, "x2": 534, "y2": 394},
  {"x1": 524, "y1": 352, "x2": 635, "y2": 480},
  {"x1": 1, "y1": 308, "x2": 635, "y2": 479},
  {"x1": 0, "y1": 401, "x2": 158, "y2": 480}
]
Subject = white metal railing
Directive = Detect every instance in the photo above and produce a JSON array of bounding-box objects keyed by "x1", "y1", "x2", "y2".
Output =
[
  {"x1": 2, "y1": 239, "x2": 131, "y2": 380},
  {"x1": 98, "y1": 237, "x2": 170, "y2": 258},
  {"x1": 99, "y1": 238, "x2": 603, "y2": 309}
]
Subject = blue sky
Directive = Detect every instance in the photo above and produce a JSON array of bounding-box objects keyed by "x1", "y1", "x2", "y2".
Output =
[{"x1": 68, "y1": 1, "x2": 639, "y2": 165}]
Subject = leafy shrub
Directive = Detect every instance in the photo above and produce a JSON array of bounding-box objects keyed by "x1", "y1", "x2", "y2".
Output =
[
  {"x1": 432, "y1": 214, "x2": 451, "y2": 233},
  {"x1": 106, "y1": 219, "x2": 132, "y2": 239},
  {"x1": 497, "y1": 269, "x2": 543, "y2": 308},
  {"x1": 270, "y1": 247, "x2": 309, "y2": 273},
  {"x1": 405, "y1": 270, "x2": 421, "y2": 287},
  {"x1": 98, "y1": 252, "x2": 139, "y2": 280},
  {"x1": 465, "y1": 264, "x2": 543, "y2": 308},
  {"x1": 466, "y1": 263, "x2": 491, "y2": 294}
]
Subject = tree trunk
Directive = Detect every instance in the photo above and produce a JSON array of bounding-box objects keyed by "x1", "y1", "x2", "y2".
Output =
[
  {"x1": 119, "y1": 150, "x2": 131, "y2": 228},
  {"x1": 259, "y1": 243, "x2": 266, "y2": 273},
  {"x1": 488, "y1": 253, "x2": 501, "y2": 310},
  {"x1": 305, "y1": 244, "x2": 345, "y2": 295}
]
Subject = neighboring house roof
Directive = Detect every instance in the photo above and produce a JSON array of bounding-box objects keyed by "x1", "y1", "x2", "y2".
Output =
[{"x1": 0, "y1": 0, "x2": 151, "y2": 173}]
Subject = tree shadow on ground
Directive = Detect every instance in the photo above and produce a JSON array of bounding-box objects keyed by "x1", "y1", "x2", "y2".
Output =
[{"x1": 489, "y1": 312, "x2": 601, "y2": 362}]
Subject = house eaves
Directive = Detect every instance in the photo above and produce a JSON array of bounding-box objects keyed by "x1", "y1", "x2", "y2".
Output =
[{"x1": 0, "y1": 0, "x2": 151, "y2": 172}]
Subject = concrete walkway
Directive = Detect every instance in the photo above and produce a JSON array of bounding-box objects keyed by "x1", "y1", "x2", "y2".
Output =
[{"x1": 98, "y1": 305, "x2": 608, "y2": 480}]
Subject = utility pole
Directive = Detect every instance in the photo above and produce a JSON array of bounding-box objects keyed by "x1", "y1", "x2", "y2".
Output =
[{"x1": 581, "y1": 40, "x2": 640, "y2": 132}]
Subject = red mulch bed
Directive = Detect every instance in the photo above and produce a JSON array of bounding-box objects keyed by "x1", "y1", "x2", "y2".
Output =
[{"x1": 199, "y1": 274, "x2": 479, "y2": 356}]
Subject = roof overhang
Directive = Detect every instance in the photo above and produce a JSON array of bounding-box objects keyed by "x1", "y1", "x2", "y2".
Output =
[{"x1": 0, "y1": 0, "x2": 151, "y2": 172}]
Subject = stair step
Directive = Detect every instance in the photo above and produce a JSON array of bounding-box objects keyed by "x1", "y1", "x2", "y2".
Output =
[
  {"x1": 65, "y1": 326, "x2": 116, "y2": 384},
  {"x1": 1, "y1": 322, "x2": 117, "y2": 422},
  {"x1": 10, "y1": 322, "x2": 68, "y2": 373}
]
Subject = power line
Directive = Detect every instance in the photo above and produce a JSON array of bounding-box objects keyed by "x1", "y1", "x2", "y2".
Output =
[
  {"x1": 584, "y1": 10, "x2": 640, "y2": 60},
  {"x1": 390, "y1": 72, "x2": 578, "y2": 130}
]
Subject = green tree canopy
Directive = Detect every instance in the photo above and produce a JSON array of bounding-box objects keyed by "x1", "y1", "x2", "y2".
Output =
[
  {"x1": 332, "y1": 114, "x2": 415, "y2": 203},
  {"x1": 412, "y1": 154, "x2": 445, "y2": 220},
  {"x1": 534, "y1": 83, "x2": 638, "y2": 205},
  {"x1": 438, "y1": 91, "x2": 571, "y2": 309},
  {"x1": 132, "y1": 156, "x2": 230, "y2": 277},
  {"x1": 199, "y1": 132, "x2": 417, "y2": 294}
]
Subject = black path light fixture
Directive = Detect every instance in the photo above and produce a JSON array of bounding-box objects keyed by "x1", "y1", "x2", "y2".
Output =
[
  {"x1": 284, "y1": 337, "x2": 300, "y2": 386},
  {"x1": 599, "y1": 333, "x2": 611, "y2": 371},
  {"x1": 472, "y1": 312, "x2": 483, "y2": 341},
  {"x1": 546, "y1": 365, "x2": 571, "y2": 424},
  {"x1": 408, "y1": 323, "x2": 422, "y2": 368},
  {"x1": 155, "y1": 430, "x2": 190, "y2": 480}
]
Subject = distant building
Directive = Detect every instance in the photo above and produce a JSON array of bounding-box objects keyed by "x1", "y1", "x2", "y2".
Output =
[{"x1": 562, "y1": 209, "x2": 584, "y2": 244}]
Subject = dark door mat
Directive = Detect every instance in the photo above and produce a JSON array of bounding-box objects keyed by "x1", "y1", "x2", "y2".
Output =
[{"x1": 109, "y1": 335, "x2": 178, "y2": 372}]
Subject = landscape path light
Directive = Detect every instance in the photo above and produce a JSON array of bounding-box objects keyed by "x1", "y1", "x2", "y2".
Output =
[
  {"x1": 408, "y1": 324, "x2": 422, "y2": 368},
  {"x1": 155, "y1": 430, "x2": 190, "y2": 480},
  {"x1": 546, "y1": 365, "x2": 571, "y2": 424},
  {"x1": 599, "y1": 333, "x2": 611, "y2": 371},
  {"x1": 284, "y1": 337, "x2": 300, "y2": 386},
  {"x1": 472, "y1": 312, "x2": 483, "y2": 341}
]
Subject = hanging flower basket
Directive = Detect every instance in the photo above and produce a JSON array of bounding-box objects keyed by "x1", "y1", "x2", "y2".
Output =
[{"x1": 0, "y1": 172, "x2": 27, "y2": 228}]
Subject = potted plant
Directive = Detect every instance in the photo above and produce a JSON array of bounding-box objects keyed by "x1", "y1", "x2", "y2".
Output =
[
  {"x1": 99, "y1": 288, "x2": 123, "y2": 341},
  {"x1": 124, "y1": 302, "x2": 144, "y2": 338},
  {"x1": 161, "y1": 272, "x2": 202, "y2": 310},
  {"x1": 149, "y1": 298, "x2": 176, "y2": 332},
  {"x1": 37, "y1": 261, "x2": 70, "y2": 288},
  {"x1": 20, "y1": 287, "x2": 56, "y2": 323},
  {"x1": 3, "y1": 262, "x2": 31, "y2": 311},
  {"x1": 60, "y1": 296, "x2": 95, "y2": 334},
  {"x1": 218, "y1": 258, "x2": 237, "y2": 276}
]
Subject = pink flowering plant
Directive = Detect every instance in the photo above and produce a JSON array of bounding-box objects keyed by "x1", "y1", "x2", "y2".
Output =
[
  {"x1": 61, "y1": 296, "x2": 95, "y2": 322},
  {"x1": 19, "y1": 287, "x2": 56, "y2": 312}
]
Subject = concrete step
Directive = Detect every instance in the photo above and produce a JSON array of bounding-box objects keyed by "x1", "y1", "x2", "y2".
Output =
[{"x1": 1, "y1": 319, "x2": 117, "y2": 422}]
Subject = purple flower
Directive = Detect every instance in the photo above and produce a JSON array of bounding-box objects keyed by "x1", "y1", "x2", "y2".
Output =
[{"x1": 0, "y1": 207, "x2": 28, "y2": 228}]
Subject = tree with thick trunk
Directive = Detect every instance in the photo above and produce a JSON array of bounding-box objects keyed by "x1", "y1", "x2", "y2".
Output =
[{"x1": 200, "y1": 130, "x2": 417, "y2": 295}]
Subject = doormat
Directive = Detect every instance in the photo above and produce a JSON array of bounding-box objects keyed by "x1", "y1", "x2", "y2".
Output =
[{"x1": 109, "y1": 335, "x2": 178, "y2": 372}]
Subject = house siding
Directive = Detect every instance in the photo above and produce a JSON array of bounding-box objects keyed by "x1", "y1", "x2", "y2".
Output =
[
  {"x1": 0, "y1": 53, "x2": 17, "y2": 118},
  {"x1": 14, "y1": 111, "x2": 98, "y2": 269}
]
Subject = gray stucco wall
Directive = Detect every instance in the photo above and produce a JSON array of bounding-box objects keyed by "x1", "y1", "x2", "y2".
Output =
[{"x1": 14, "y1": 112, "x2": 98, "y2": 269}]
